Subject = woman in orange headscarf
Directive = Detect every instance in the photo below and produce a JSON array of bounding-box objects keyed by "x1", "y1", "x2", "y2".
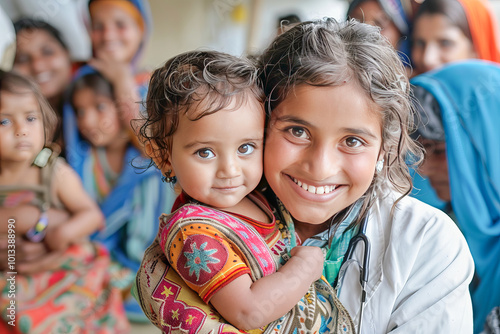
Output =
[{"x1": 411, "y1": 0, "x2": 500, "y2": 75}]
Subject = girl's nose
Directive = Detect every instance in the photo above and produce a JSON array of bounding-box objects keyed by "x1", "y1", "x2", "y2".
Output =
[
  {"x1": 15, "y1": 124, "x2": 28, "y2": 137},
  {"x1": 422, "y1": 44, "x2": 441, "y2": 72},
  {"x1": 304, "y1": 143, "x2": 338, "y2": 181}
]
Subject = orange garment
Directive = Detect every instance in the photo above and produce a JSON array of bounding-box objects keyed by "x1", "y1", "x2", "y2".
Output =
[{"x1": 457, "y1": 0, "x2": 500, "y2": 62}]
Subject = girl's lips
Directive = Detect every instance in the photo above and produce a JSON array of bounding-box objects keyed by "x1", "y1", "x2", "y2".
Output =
[{"x1": 285, "y1": 174, "x2": 341, "y2": 200}]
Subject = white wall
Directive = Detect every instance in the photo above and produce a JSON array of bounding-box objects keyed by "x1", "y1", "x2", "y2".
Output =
[{"x1": 140, "y1": 0, "x2": 348, "y2": 69}]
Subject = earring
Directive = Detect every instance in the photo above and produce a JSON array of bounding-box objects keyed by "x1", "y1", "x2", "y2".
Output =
[
  {"x1": 161, "y1": 170, "x2": 176, "y2": 183},
  {"x1": 375, "y1": 159, "x2": 384, "y2": 173}
]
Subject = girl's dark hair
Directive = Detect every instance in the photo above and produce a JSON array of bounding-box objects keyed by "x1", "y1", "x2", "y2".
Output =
[
  {"x1": 0, "y1": 70, "x2": 58, "y2": 145},
  {"x1": 414, "y1": 0, "x2": 472, "y2": 41},
  {"x1": 69, "y1": 72, "x2": 114, "y2": 110},
  {"x1": 13, "y1": 18, "x2": 68, "y2": 51},
  {"x1": 137, "y1": 50, "x2": 264, "y2": 166},
  {"x1": 258, "y1": 18, "x2": 423, "y2": 227}
]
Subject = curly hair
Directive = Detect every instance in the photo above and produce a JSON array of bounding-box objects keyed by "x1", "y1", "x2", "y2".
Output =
[
  {"x1": 137, "y1": 50, "x2": 264, "y2": 168},
  {"x1": 0, "y1": 70, "x2": 58, "y2": 145},
  {"x1": 258, "y1": 18, "x2": 424, "y2": 227}
]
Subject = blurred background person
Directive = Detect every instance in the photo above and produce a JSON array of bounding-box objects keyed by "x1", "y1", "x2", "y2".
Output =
[
  {"x1": 411, "y1": 0, "x2": 500, "y2": 75},
  {"x1": 347, "y1": 0, "x2": 417, "y2": 75},
  {"x1": 412, "y1": 60, "x2": 500, "y2": 334}
]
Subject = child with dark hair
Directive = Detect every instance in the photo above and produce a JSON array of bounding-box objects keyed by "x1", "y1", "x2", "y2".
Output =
[{"x1": 0, "y1": 70, "x2": 129, "y2": 332}]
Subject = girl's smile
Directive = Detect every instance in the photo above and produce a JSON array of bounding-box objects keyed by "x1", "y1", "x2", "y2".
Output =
[{"x1": 264, "y1": 83, "x2": 383, "y2": 230}]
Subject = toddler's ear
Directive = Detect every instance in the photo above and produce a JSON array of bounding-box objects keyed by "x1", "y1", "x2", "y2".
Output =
[{"x1": 144, "y1": 141, "x2": 171, "y2": 172}]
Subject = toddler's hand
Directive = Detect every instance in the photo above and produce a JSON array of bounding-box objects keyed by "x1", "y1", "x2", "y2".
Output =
[{"x1": 290, "y1": 246, "x2": 325, "y2": 281}]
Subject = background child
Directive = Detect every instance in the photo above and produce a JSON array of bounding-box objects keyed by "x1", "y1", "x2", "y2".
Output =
[
  {"x1": 0, "y1": 70, "x2": 129, "y2": 332},
  {"x1": 134, "y1": 50, "x2": 347, "y2": 333},
  {"x1": 66, "y1": 66, "x2": 176, "y2": 322}
]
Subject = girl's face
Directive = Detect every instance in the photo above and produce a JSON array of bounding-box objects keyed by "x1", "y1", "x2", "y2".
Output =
[
  {"x1": 90, "y1": 3, "x2": 143, "y2": 63},
  {"x1": 14, "y1": 29, "x2": 72, "y2": 102},
  {"x1": 73, "y1": 87, "x2": 124, "y2": 148},
  {"x1": 0, "y1": 91, "x2": 45, "y2": 164},
  {"x1": 165, "y1": 97, "x2": 265, "y2": 210},
  {"x1": 412, "y1": 13, "x2": 476, "y2": 74},
  {"x1": 350, "y1": 0, "x2": 401, "y2": 50},
  {"x1": 418, "y1": 139, "x2": 450, "y2": 201},
  {"x1": 264, "y1": 83, "x2": 383, "y2": 226}
]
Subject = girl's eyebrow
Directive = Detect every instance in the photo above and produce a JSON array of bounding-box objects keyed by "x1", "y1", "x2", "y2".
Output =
[
  {"x1": 340, "y1": 127, "x2": 378, "y2": 140},
  {"x1": 275, "y1": 115, "x2": 378, "y2": 139},
  {"x1": 274, "y1": 115, "x2": 313, "y2": 127}
]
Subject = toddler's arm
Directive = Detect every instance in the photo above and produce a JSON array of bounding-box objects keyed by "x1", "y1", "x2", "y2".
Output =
[
  {"x1": 209, "y1": 245, "x2": 324, "y2": 330},
  {"x1": 44, "y1": 160, "x2": 104, "y2": 251}
]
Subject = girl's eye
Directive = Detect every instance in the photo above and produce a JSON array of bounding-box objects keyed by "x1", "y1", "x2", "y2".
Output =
[
  {"x1": 116, "y1": 20, "x2": 127, "y2": 29},
  {"x1": 15, "y1": 54, "x2": 30, "y2": 64},
  {"x1": 42, "y1": 46, "x2": 55, "y2": 56},
  {"x1": 196, "y1": 149, "x2": 215, "y2": 159},
  {"x1": 439, "y1": 39, "x2": 454, "y2": 48},
  {"x1": 346, "y1": 137, "x2": 363, "y2": 148},
  {"x1": 238, "y1": 144, "x2": 255, "y2": 155},
  {"x1": 0, "y1": 119, "x2": 11, "y2": 126},
  {"x1": 27, "y1": 116, "x2": 37, "y2": 122},
  {"x1": 289, "y1": 126, "x2": 309, "y2": 139},
  {"x1": 97, "y1": 103, "x2": 107, "y2": 112}
]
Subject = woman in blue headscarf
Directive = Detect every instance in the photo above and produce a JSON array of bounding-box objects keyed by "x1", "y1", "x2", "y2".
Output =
[
  {"x1": 411, "y1": 60, "x2": 500, "y2": 333},
  {"x1": 63, "y1": 0, "x2": 177, "y2": 322}
]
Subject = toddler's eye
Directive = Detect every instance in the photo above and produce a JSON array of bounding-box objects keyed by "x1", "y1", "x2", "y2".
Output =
[
  {"x1": 346, "y1": 137, "x2": 362, "y2": 148},
  {"x1": 27, "y1": 116, "x2": 37, "y2": 122},
  {"x1": 289, "y1": 127, "x2": 308, "y2": 139},
  {"x1": 196, "y1": 149, "x2": 215, "y2": 159},
  {"x1": 0, "y1": 119, "x2": 11, "y2": 126},
  {"x1": 238, "y1": 144, "x2": 255, "y2": 155}
]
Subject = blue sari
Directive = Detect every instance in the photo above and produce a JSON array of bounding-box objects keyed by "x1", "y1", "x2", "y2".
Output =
[{"x1": 411, "y1": 60, "x2": 500, "y2": 333}]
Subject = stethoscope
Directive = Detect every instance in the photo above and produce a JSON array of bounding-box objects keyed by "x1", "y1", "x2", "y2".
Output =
[{"x1": 337, "y1": 216, "x2": 371, "y2": 333}]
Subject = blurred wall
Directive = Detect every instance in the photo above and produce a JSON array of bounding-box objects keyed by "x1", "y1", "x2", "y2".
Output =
[{"x1": 140, "y1": 0, "x2": 348, "y2": 70}]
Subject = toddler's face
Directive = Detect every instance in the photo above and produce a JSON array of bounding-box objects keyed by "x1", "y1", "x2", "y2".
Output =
[
  {"x1": 167, "y1": 96, "x2": 265, "y2": 210},
  {"x1": 90, "y1": 2, "x2": 143, "y2": 63},
  {"x1": 264, "y1": 83, "x2": 383, "y2": 228},
  {"x1": 73, "y1": 87, "x2": 125, "y2": 148},
  {"x1": 0, "y1": 91, "x2": 45, "y2": 164}
]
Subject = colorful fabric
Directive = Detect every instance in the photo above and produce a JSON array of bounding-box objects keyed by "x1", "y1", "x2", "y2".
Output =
[
  {"x1": 0, "y1": 242, "x2": 129, "y2": 333},
  {"x1": 457, "y1": 0, "x2": 500, "y2": 63},
  {"x1": 296, "y1": 200, "x2": 361, "y2": 286},
  {"x1": 135, "y1": 193, "x2": 354, "y2": 333},
  {"x1": 411, "y1": 60, "x2": 500, "y2": 333}
]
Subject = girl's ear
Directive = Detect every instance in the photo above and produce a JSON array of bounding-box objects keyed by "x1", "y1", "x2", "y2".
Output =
[{"x1": 144, "y1": 141, "x2": 172, "y2": 173}]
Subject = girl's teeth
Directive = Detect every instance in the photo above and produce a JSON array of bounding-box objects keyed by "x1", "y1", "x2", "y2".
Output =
[{"x1": 293, "y1": 178, "x2": 336, "y2": 194}]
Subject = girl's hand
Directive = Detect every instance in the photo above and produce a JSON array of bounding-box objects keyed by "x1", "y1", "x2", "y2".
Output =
[{"x1": 290, "y1": 246, "x2": 325, "y2": 281}]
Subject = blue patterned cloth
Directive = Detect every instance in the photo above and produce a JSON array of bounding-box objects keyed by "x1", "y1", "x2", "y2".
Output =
[{"x1": 411, "y1": 60, "x2": 500, "y2": 333}]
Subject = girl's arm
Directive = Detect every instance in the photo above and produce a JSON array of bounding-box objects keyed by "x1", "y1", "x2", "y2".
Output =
[
  {"x1": 209, "y1": 245, "x2": 324, "y2": 330},
  {"x1": 44, "y1": 160, "x2": 104, "y2": 251}
]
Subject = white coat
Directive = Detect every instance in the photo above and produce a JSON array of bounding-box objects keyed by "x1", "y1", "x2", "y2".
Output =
[{"x1": 337, "y1": 189, "x2": 474, "y2": 333}]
